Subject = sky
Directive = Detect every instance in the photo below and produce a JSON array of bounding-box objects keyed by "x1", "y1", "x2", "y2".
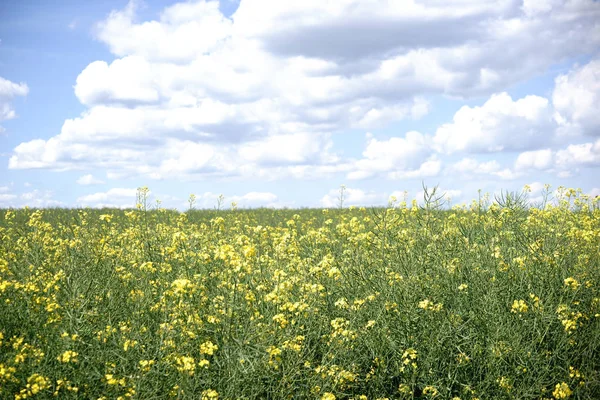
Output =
[{"x1": 0, "y1": 0, "x2": 599, "y2": 210}]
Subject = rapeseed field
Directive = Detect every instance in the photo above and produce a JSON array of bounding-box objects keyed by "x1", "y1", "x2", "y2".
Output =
[{"x1": 0, "y1": 187, "x2": 599, "y2": 399}]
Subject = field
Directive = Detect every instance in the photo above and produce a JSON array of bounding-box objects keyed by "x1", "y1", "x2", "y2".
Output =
[{"x1": 1, "y1": 187, "x2": 599, "y2": 399}]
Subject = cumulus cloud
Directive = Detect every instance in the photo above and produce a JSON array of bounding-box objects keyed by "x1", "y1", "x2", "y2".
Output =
[
  {"x1": 523, "y1": 181, "x2": 550, "y2": 205},
  {"x1": 414, "y1": 187, "x2": 463, "y2": 205},
  {"x1": 387, "y1": 159, "x2": 442, "y2": 180},
  {"x1": 238, "y1": 133, "x2": 337, "y2": 165},
  {"x1": 74, "y1": 57, "x2": 159, "y2": 106},
  {"x1": 77, "y1": 188, "x2": 139, "y2": 208},
  {"x1": 447, "y1": 157, "x2": 521, "y2": 180},
  {"x1": 0, "y1": 186, "x2": 62, "y2": 208},
  {"x1": 76, "y1": 174, "x2": 106, "y2": 185},
  {"x1": 553, "y1": 59, "x2": 600, "y2": 136},
  {"x1": 386, "y1": 187, "x2": 462, "y2": 207},
  {"x1": 507, "y1": 139, "x2": 600, "y2": 178},
  {"x1": 320, "y1": 186, "x2": 383, "y2": 208},
  {"x1": 555, "y1": 139, "x2": 600, "y2": 167},
  {"x1": 190, "y1": 191, "x2": 286, "y2": 209},
  {"x1": 433, "y1": 92, "x2": 555, "y2": 154},
  {"x1": 236, "y1": 0, "x2": 599, "y2": 98},
  {"x1": 347, "y1": 131, "x2": 438, "y2": 180},
  {"x1": 0, "y1": 76, "x2": 29, "y2": 132},
  {"x1": 450, "y1": 157, "x2": 501, "y2": 175},
  {"x1": 425, "y1": 60, "x2": 600, "y2": 180},
  {"x1": 0, "y1": 193, "x2": 18, "y2": 204},
  {"x1": 9, "y1": 0, "x2": 600, "y2": 181},
  {"x1": 515, "y1": 149, "x2": 554, "y2": 170},
  {"x1": 95, "y1": 0, "x2": 232, "y2": 63}
]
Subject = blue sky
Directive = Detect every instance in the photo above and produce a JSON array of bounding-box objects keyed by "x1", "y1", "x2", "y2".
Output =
[{"x1": 1, "y1": 0, "x2": 599, "y2": 209}]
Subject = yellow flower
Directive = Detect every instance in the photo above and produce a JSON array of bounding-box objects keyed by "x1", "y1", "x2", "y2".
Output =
[
  {"x1": 123, "y1": 339, "x2": 137, "y2": 351},
  {"x1": 398, "y1": 384, "x2": 411, "y2": 394},
  {"x1": 423, "y1": 386, "x2": 438, "y2": 397},
  {"x1": 563, "y1": 277, "x2": 580, "y2": 290},
  {"x1": 282, "y1": 336, "x2": 305, "y2": 353},
  {"x1": 511, "y1": 299, "x2": 528, "y2": 314},
  {"x1": 171, "y1": 278, "x2": 193, "y2": 294},
  {"x1": 529, "y1": 293, "x2": 541, "y2": 310},
  {"x1": 200, "y1": 340, "x2": 219, "y2": 355},
  {"x1": 139, "y1": 360, "x2": 155, "y2": 372},
  {"x1": 22, "y1": 374, "x2": 50, "y2": 396},
  {"x1": 327, "y1": 267, "x2": 341, "y2": 280},
  {"x1": 552, "y1": 382, "x2": 572, "y2": 399},
  {"x1": 497, "y1": 376, "x2": 512, "y2": 392},
  {"x1": 175, "y1": 356, "x2": 196, "y2": 375},
  {"x1": 57, "y1": 350, "x2": 78, "y2": 363},
  {"x1": 272, "y1": 313, "x2": 288, "y2": 329},
  {"x1": 0, "y1": 363, "x2": 17, "y2": 381},
  {"x1": 456, "y1": 352, "x2": 470, "y2": 364},
  {"x1": 99, "y1": 214, "x2": 113, "y2": 223},
  {"x1": 105, "y1": 374, "x2": 125, "y2": 386},
  {"x1": 418, "y1": 299, "x2": 443, "y2": 311},
  {"x1": 201, "y1": 389, "x2": 219, "y2": 400},
  {"x1": 321, "y1": 393, "x2": 336, "y2": 400}
]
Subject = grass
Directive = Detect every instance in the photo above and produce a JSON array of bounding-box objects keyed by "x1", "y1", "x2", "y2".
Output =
[{"x1": 0, "y1": 187, "x2": 599, "y2": 399}]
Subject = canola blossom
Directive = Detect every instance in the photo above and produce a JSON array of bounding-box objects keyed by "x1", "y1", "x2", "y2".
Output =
[{"x1": 0, "y1": 187, "x2": 599, "y2": 398}]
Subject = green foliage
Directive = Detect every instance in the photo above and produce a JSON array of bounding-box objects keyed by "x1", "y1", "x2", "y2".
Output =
[{"x1": 0, "y1": 189, "x2": 599, "y2": 399}]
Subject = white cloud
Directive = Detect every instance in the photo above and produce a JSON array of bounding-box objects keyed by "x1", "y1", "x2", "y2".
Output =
[
  {"x1": 10, "y1": 0, "x2": 600, "y2": 180},
  {"x1": 238, "y1": 132, "x2": 337, "y2": 165},
  {"x1": 190, "y1": 191, "x2": 284, "y2": 209},
  {"x1": 347, "y1": 131, "x2": 436, "y2": 180},
  {"x1": 74, "y1": 57, "x2": 159, "y2": 106},
  {"x1": 0, "y1": 188, "x2": 63, "y2": 208},
  {"x1": 448, "y1": 157, "x2": 522, "y2": 180},
  {"x1": 433, "y1": 92, "x2": 554, "y2": 154},
  {"x1": 429, "y1": 59, "x2": 599, "y2": 157},
  {"x1": 0, "y1": 76, "x2": 29, "y2": 131},
  {"x1": 96, "y1": 0, "x2": 232, "y2": 63},
  {"x1": 77, "y1": 188, "x2": 139, "y2": 208},
  {"x1": 235, "y1": 0, "x2": 599, "y2": 99},
  {"x1": 0, "y1": 193, "x2": 17, "y2": 203},
  {"x1": 354, "y1": 97, "x2": 430, "y2": 128},
  {"x1": 387, "y1": 159, "x2": 442, "y2": 180},
  {"x1": 522, "y1": 0, "x2": 561, "y2": 16},
  {"x1": 508, "y1": 139, "x2": 600, "y2": 177},
  {"x1": 230, "y1": 191, "x2": 280, "y2": 207},
  {"x1": 451, "y1": 157, "x2": 501, "y2": 175},
  {"x1": 234, "y1": 191, "x2": 276, "y2": 203},
  {"x1": 556, "y1": 139, "x2": 600, "y2": 167},
  {"x1": 495, "y1": 168, "x2": 522, "y2": 181},
  {"x1": 515, "y1": 149, "x2": 554, "y2": 170},
  {"x1": 20, "y1": 189, "x2": 62, "y2": 206},
  {"x1": 523, "y1": 181, "x2": 548, "y2": 204},
  {"x1": 414, "y1": 187, "x2": 463, "y2": 205},
  {"x1": 76, "y1": 174, "x2": 105, "y2": 185},
  {"x1": 553, "y1": 60, "x2": 600, "y2": 136},
  {"x1": 526, "y1": 181, "x2": 546, "y2": 195},
  {"x1": 320, "y1": 186, "x2": 383, "y2": 207}
]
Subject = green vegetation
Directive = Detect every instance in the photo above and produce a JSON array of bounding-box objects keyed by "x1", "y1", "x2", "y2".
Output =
[{"x1": 0, "y1": 187, "x2": 599, "y2": 399}]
